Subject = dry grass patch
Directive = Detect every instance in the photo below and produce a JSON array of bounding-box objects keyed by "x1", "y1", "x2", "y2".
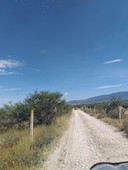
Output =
[
  {"x1": 0, "y1": 112, "x2": 72, "y2": 170},
  {"x1": 101, "y1": 117, "x2": 124, "y2": 130},
  {"x1": 88, "y1": 111, "x2": 128, "y2": 135}
]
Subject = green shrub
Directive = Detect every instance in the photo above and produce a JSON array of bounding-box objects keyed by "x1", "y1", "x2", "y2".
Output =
[{"x1": 107, "y1": 108, "x2": 119, "y2": 119}]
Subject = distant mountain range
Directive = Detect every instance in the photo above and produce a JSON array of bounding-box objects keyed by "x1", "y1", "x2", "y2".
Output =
[{"x1": 68, "y1": 91, "x2": 128, "y2": 105}]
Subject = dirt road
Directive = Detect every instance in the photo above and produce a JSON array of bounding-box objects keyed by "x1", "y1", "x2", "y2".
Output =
[{"x1": 41, "y1": 109, "x2": 128, "y2": 170}]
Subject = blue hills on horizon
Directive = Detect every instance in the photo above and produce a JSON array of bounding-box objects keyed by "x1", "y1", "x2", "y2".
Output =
[{"x1": 68, "y1": 91, "x2": 128, "y2": 105}]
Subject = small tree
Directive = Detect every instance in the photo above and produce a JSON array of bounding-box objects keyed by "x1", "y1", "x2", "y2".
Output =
[
  {"x1": 24, "y1": 91, "x2": 68, "y2": 125},
  {"x1": 0, "y1": 90, "x2": 72, "y2": 128}
]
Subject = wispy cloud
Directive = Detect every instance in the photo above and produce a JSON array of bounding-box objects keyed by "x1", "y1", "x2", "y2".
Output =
[
  {"x1": 35, "y1": 69, "x2": 41, "y2": 72},
  {"x1": 64, "y1": 92, "x2": 69, "y2": 96},
  {"x1": 0, "y1": 98, "x2": 12, "y2": 106},
  {"x1": 103, "y1": 59, "x2": 123, "y2": 64},
  {"x1": 0, "y1": 88, "x2": 22, "y2": 91},
  {"x1": 95, "y1": 45, "x2": 105, "y2": 51},
  {"x1": 96, "y1": 84, "x2": 122, "y2": 89},
  {"x1": 0, "y1": 69, "x2": 15, "y2": 75},
  {"x1": 119, "y1": 69, "x2": 128, "y2": 78},
  {"x1": 0, "y1": 59, "x2": 23, "y2": 75},
  {"x1": 40, "y1": 49, "x2": 48, "y2": 55}
]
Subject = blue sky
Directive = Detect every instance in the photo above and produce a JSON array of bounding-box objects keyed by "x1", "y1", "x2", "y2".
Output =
[{"x1": 0, "y1": 0, "x2": 128, "y2": 105}]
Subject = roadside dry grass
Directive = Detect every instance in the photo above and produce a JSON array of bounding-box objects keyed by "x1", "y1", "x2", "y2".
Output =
[
  {"x1": 0, "y1": 112, "x2": 72, "y2": 170},
  {"x1": 101, "y1": 117, "x2": 124, "y2": 130},
  {"x1": 84, "y1": 110, "x2": 128, "y2": 135}
]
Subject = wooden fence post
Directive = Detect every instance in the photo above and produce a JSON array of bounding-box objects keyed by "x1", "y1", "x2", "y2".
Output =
[
  {"x1": 94, "y1": 106, "x2": 95, "y2": 112},
  {"x1": 118, "y1": 106, "x2": 123, "y2": 126},
  {"x1": 30, "y1": 109, "x2": 34, "y2": 140},
  {"x1": 90, "y1": 107, "x2": 91, "y2": 113}
]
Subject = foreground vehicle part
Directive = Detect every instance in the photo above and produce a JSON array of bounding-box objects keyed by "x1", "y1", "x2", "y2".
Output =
[{"x1": 90, "y1": 162, "x2": 128, "y2": 170}]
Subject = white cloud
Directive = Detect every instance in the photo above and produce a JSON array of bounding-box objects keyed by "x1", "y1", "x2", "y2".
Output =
[
  {"x1": 0, "y1": 59, "x2": 21, "y2": 68},
  {"x1": 64, "y1": 92, "x2": 69, "y2": 96},
  {"x1": 96, "y1": 84, "x2": 122, "y2": 89},
  {"x1": 103, "y1": 59, "x2": 123, "y2": 64},
  {"x1": 0, "y1": 59, "x2": 23, "y2": 75},
  {"x1": 0, "y1": 88, "x2": 22, "y2": 91}
]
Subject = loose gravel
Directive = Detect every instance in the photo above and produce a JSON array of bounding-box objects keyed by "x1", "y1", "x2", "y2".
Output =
[{"x1": 40, "y1": 109, "x2": 128, "y2": 170}]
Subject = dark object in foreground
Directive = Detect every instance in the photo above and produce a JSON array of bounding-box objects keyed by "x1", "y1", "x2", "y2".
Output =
[{"x1": 90, "y1": 162, "x2": 128, "y2": 170}]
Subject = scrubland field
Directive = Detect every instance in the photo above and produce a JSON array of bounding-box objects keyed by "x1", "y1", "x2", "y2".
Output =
[{"x1": 0, "y1": 91, "x2": 72, "y2": 170}]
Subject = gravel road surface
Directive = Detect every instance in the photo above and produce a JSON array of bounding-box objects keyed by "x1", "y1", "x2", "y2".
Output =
[{"x1": 41, "y1": 109, "x2": 128, "y2": 170}]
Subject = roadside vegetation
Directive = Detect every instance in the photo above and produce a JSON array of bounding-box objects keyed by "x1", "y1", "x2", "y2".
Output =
[
  {"x1": 0, "y1": 91, "x2": 72, "y2": 170},
  {"x1": 79, "y1": 98, "x2": 128, "y2": 136}
]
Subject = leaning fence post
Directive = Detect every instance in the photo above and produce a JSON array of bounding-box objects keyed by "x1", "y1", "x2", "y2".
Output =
[{"x1": 30, "y1": 109, "x2": 34, "y2": 140}]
